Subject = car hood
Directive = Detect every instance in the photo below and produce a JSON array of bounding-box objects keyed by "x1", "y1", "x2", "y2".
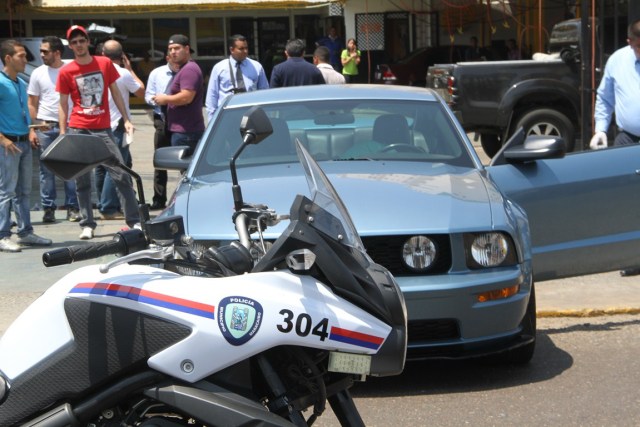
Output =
[{"x1": 170, "y1": 162, "x2": 498, "y2": 240}]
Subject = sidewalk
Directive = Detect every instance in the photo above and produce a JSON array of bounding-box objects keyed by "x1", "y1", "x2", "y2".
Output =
[{"x1": 6, "y1": 108, "x2": 640, "y2": 318}]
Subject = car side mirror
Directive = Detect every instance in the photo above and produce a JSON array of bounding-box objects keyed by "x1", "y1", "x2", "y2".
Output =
[
  {"x1": 490, "y1": 130, "x2": 565, "y2": 166},
  {"x1": 154, "y1": 145, "x2": 192, "y2": 172},
  {"x1": 503, "y1": 136, "x2": 566, "y2": 162}
]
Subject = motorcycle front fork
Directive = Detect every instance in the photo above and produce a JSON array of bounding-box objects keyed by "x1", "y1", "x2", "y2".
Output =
[
  {"x1": 257, "y1": 354, "x2": 365, "y2": 427},
  {"x1": 328, "y1": 389, "x2": 366, "y2": 427}
]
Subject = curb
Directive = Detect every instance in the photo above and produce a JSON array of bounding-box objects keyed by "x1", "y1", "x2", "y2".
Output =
[{"x1": 537, "y1": 307, "x2": 640, "y2": 318}]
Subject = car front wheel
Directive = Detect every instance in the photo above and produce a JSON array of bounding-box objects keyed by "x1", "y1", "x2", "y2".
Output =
[
  {"x1": 480, "y1": 133, "x2": 502, "y2": 158},
  {"x1": 507, "y1": 283, "x2": 537, "y2": 364},
  {"x1": 482, "y1": 284, "x2": 537, "y2": 365}
]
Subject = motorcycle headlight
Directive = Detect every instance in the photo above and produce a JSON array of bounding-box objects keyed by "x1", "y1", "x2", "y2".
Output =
[
  {"x1": 464, "y1": 232, "x2": 517, "y2": 269},
  {"x1": 401, "y1": 235, "x2": 437, "y2": 272}
]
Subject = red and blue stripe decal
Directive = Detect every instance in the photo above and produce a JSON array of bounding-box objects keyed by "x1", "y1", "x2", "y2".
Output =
[
  {"x1": 70, "y1": 282, "x2": 215, "y2": 319},
  {"x1": 329, "y1": 326, "x2": 384, "y2": 350}
]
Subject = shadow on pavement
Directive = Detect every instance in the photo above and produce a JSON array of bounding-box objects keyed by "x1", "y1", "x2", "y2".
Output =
[{"x1": 350, "y1": 332, "x2": 572, "y2": 397}]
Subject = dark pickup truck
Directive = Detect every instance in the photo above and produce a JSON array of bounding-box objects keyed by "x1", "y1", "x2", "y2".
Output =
[{"x1": 427, "y1": 19, "x2": 586, "y2": 157}]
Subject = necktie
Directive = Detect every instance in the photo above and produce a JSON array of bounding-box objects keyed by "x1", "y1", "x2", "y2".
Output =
[
  {"x1": 235, "y1": 61, "x2": 246, "y2": 92},
  {"x1": 165, "y1": 71, "x2": 176, "y2": 95},
  {"x1": 161, "y1": 70, "x2": 177, "y2": 133}
]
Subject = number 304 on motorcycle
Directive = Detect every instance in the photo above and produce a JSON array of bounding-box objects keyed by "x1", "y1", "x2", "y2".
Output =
[{"x1": 277, "y1": 309, "x2": 373, "y2": 376}]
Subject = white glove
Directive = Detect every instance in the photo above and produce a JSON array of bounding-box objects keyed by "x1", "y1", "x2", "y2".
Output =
[{"x1": 589, "y1": 131, "x2": 607, "y2": 150}]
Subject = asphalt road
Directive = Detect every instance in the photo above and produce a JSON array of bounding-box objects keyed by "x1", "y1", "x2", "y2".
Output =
[
  {"x1": 317, "y1": 314, "x2": 640, "y2": 426},
  {"x1": 1, "y1": 108, "x2": 639, "y2": 426}
]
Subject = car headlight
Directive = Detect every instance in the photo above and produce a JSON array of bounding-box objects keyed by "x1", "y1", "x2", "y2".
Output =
[
  {"x1": 464, "y1": 232, "x2": 517, "y2": 269},
  {"x1": 401, "y1": 235, "x2": 437, "y2": 272}
]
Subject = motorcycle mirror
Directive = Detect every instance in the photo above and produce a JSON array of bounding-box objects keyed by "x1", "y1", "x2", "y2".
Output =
[
  {"x1": 40, "y1": 133, "x2": 151, "y2": 224},
  {"x1": 239, "y1": 105, "x2": 273, "y2": 145},
  {"x1": 40, "y1": 133, "x2": 114, "y2": 180},
  {"x1": 230, "y1": 106, "x2": 274, "y2": 211}
]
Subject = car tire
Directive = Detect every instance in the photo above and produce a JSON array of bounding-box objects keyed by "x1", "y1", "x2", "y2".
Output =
[
  {"x1": 480, "y1": 133, "x2": 501, "y2": 158},
  {"x1": 513, "y1": 108, "x2": 575, "y2": 152},
  {"x1": 481, "y1": 284, "x2": 537, "y2": 365},
  {"x1": 506, "y1": 284, "x2": 537, "y2": 364}
]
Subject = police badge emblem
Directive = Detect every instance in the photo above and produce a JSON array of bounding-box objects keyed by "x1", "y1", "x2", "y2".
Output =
[{"x1": 218, "y1": 296, "x2": 263, "y2": 346}]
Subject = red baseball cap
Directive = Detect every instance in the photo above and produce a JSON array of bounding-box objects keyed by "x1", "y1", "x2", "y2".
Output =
[{"x1": 67, "y1": 25, "x2": 89, "y2": 41}]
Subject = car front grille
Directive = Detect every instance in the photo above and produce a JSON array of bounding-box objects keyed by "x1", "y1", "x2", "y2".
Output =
[
  {"x1": 361, "y1": 235, "x2": 452, "y2": 276},
  {"x1": 408, "y1": 318, "x2": 460, "y2": 343}
]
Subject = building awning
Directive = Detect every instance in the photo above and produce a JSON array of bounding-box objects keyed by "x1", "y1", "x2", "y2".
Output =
[{"x1": 31, "y1": 0, "x2": 336, "y2": 11}]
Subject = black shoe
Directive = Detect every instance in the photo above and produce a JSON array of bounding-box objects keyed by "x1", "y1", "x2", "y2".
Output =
[
  {"x1": 42, "y1": 208, "x2": 56, "y2": 223},
  {"x1": 620, "y1": 268, "x2": 640, "y2": 277},
  {"x1": 67, "y1": 207, "x2": 82, "y2": 222},
  {"x1": 149, "y1": 201, "x2": 166, "y2": 210}
]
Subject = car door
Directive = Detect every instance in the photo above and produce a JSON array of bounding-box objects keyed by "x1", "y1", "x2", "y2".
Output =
[{"x1": 486, "y1": 144, "x2": 640, "y2": 281}]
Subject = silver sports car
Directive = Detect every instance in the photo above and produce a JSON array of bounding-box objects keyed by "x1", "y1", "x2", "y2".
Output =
[{"x1": 156, "y1": 85, "x2": 640, "y2": 363}]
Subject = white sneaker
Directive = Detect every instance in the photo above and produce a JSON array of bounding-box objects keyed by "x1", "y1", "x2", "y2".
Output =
[
  {"x1": 16, "y1": 232, "x2": 52, "y2": 246},
  {"x1": 0, "y1": 237, "x2": 21, "y2": 253},
  {"x1": 132, "y1": 223, "x2": 142, "y2": 230},
  {"x1": 79, "y1": 227, "x2": 94, "y2": 240}
]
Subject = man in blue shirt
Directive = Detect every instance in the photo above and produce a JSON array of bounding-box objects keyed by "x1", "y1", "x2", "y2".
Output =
[
  {"x1": 205, "y1": 34, "x2": 269, "y2": 121},
  {"x1": 316, "y1": 27, "x2": 344, "y2": 71},
  {"x1": 590, "y1": 19, "x2": 640, "y2": 149},
  {"x1": 0, "y1": 39, "x2": 52, "y2": 252},
  {"x1": 270, "y1": 39, "x2": 325, "y2": 88},
  {"x1": 590, "y1": 19, "x2": 640, "y2": 277}
]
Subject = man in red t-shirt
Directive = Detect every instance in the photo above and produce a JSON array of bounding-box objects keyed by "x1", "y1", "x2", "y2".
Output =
[{"x1": 57, "y1": 25, "x2": 140, "y2": 240}]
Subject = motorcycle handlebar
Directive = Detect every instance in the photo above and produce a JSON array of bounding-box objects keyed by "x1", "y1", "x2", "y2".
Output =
[{"x1": 42, "y1": 229, "x2": 147, "y2": 267}]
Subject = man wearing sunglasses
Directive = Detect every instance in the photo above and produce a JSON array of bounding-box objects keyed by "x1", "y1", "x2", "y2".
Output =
[
  {"x1": 27, "y1": 36, "x2": 81, "y2": 224},
  {"x1": 56, "y1": 25, "x2": 140, "y2": 240}
]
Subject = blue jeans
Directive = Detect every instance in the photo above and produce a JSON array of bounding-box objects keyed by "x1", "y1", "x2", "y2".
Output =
[
  {"x1": 68, "y1": 128, "x2": 140, "y2": 229},
  {"x1": 0, "y1": 139, "x2": 33, "y2": 239},
  {"x1": 37, "y1": 127, "x2": 78, "y2": 210},
  {"x1": 95, "y1": 126, "x2": 131, "y2": 214},
  {"x1": 171, "y1": 131, "x2": 202, "y2": 153}
]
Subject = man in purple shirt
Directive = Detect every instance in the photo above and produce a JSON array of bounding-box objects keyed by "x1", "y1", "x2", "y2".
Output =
[
  {"x1": 152, "y1": 34, "x2": 204, "y2": 152},
  {"x1": 270, "y1": 39, "x2": 325, "y2": 88}
]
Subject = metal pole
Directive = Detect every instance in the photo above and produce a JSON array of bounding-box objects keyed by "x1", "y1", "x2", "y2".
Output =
[{"x1": 580, "y1": 0, "x2": 592, "y2": 151}]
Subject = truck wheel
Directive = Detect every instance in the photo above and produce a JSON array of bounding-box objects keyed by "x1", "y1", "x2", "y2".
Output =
[
  {"x1": 480, "y1": 134, "x2": 501, "y2": 158},
  {"x1": 514, "y1": 109, "x2": 575, "y2": 152}
]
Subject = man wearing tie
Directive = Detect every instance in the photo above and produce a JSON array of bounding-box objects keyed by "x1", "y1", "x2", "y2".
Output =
[{"x1": 205, "y1": 34, "x2": 269, "y2": 121}]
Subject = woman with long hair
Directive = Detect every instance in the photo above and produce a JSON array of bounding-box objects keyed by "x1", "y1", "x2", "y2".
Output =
[{"x1": 341, "y1": 38, "x2": 361, "y2": 83}]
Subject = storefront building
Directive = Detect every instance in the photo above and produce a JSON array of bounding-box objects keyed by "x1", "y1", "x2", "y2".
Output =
[
  {"x1": 4, "y1": 1, "x2": 632, "y2": 83},
  {"x1": 1, "y1": 0, "x2": 436, "y2": 82}
]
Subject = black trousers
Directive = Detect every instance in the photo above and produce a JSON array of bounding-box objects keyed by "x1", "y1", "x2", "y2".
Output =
[
  {"x1": 614, "y1": 129, "x2": 640, "y2": 146},
  {"x1": 153, "y1": 115, "x2": 172, "y2": 205}
]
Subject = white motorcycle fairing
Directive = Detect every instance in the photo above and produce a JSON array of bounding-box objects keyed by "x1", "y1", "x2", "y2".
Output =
[
  {"x1": 0, "y1": 263, "x2": 391, "y2": 384},
  {"x1": 0, "y1": 120, "x2": 407, "y2": 426}
]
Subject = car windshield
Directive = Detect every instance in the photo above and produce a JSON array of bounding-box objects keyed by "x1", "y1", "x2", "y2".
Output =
[{"x1": 194, "y1": 98, "x2": 473, "y2": 176}]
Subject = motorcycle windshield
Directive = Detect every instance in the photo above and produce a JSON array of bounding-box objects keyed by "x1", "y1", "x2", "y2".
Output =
[{"x1": 295, "y1": 140, "x2": 367, "y2": 254}]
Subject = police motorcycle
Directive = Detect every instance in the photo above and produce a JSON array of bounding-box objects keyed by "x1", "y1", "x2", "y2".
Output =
[{"x1": 0, "y1": 106, "x2": 407, "y2": 426}]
